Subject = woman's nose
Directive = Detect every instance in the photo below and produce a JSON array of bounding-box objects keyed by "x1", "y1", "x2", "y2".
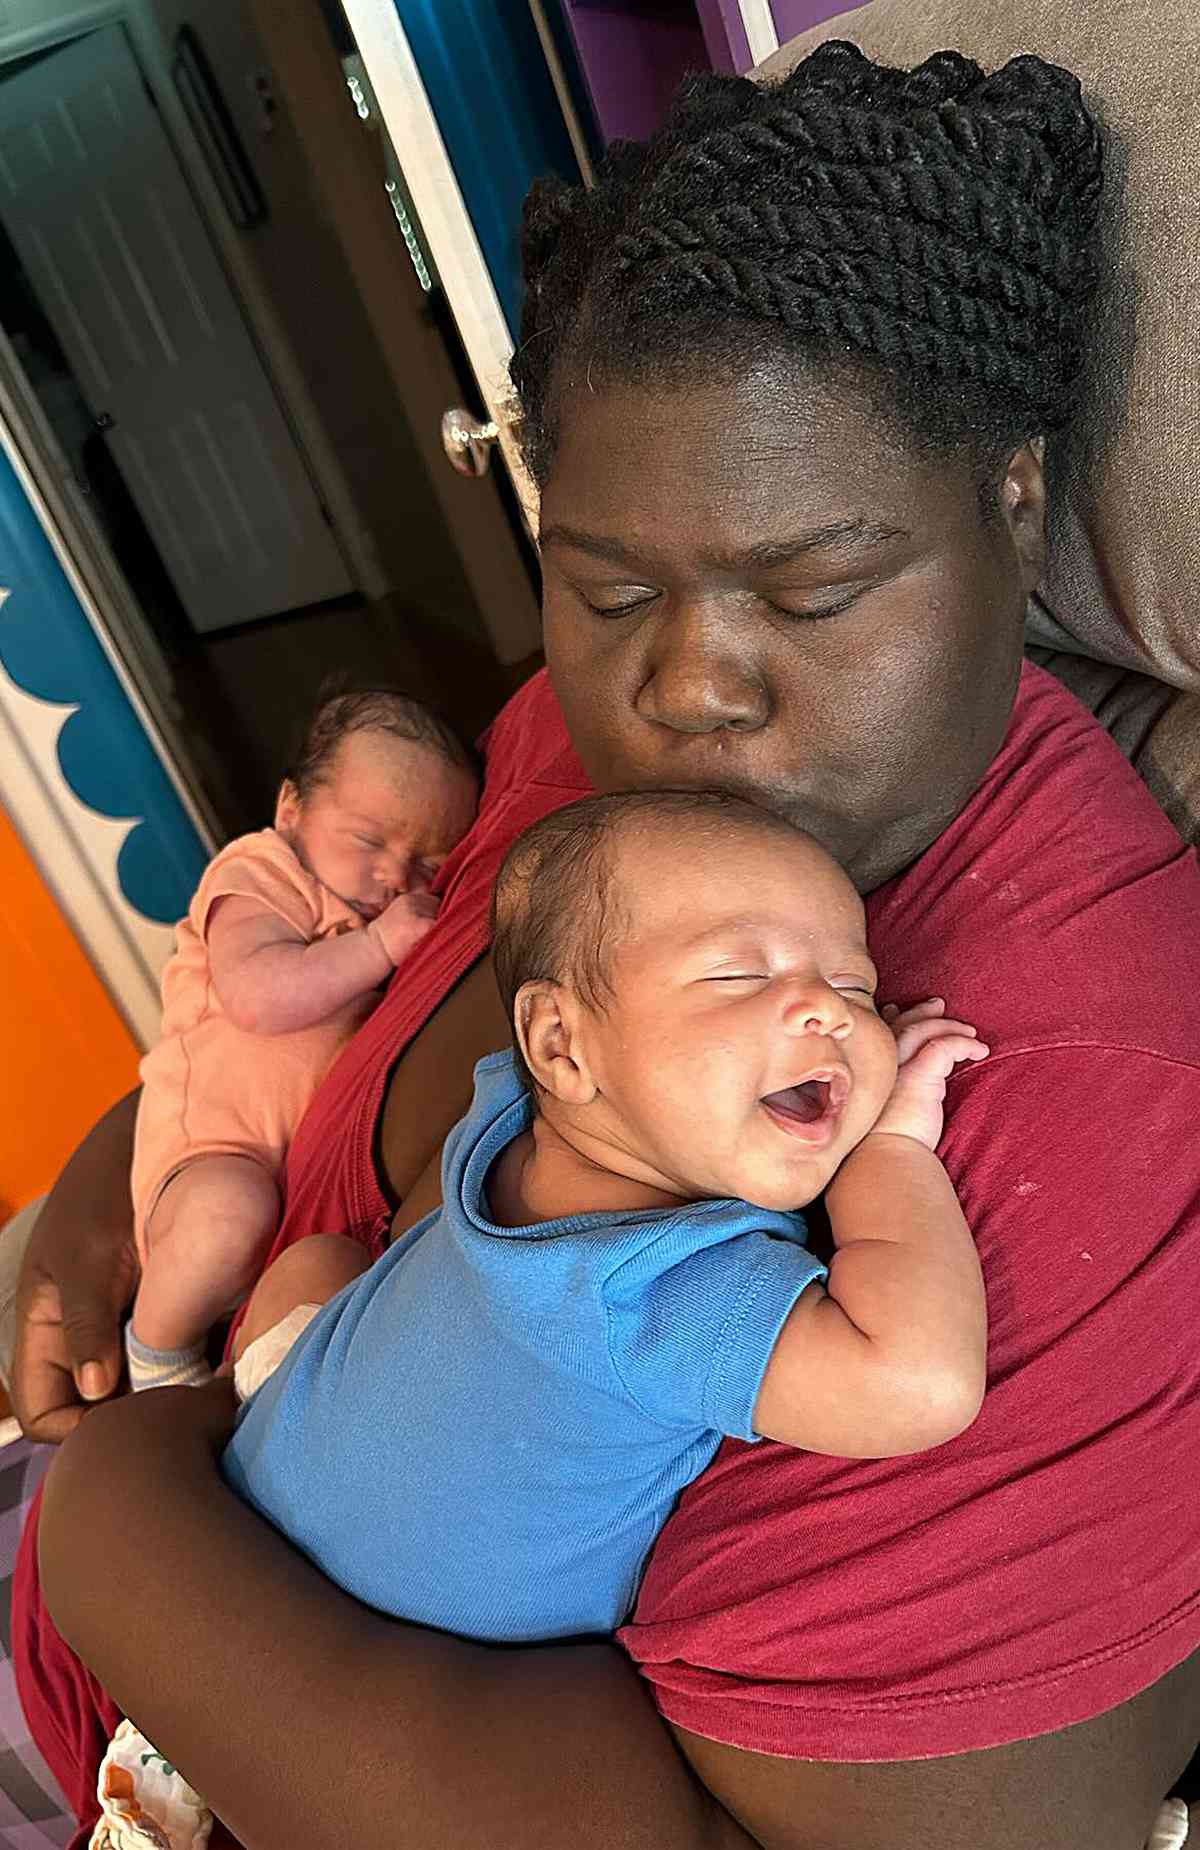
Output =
[
  {"x1": 781, "y1": 982, "x2": 852, "y2": 1041},
  {"x1": 634, "y1": 607, "x2": 770, "y2": 737}
]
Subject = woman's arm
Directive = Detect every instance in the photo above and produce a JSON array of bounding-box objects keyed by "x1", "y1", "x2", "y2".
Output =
[
  {"x1": 11, "y1": 1088, "x2": 141, "y2": 1442},
  {"x1": 39, "y1": 1381, "x2": 752, "y2": 1850},
  {"x1": 40, "y1": 1382, "x2": 1196, "y2": 1850}
]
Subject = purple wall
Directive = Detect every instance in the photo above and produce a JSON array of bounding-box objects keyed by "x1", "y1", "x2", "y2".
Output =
[
  {"x1": 560, "y1": 0, "x2": 873, "y2": 145},
  {"x1": 561, "y1": 2, "x2": 712, "y2": 144},
  {"x1": 692, "y1": 0, "x2": 750, "y2": 72},
  {"x1": 770, "y1": 0, "x2": 866, "y2": 54}
]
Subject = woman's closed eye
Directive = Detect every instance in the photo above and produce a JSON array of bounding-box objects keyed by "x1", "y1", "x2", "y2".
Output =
[
  {"x1": 575, "y1": 585, "x2": 659, "y2": 618},
  {"x1": 764, "y1": 587, "x2": 868, "y2": 623}
]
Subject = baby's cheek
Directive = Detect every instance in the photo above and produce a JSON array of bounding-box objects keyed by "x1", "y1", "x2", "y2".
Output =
[{"x1": 860, "y1": 1026, "x2": 899, "y2": 1118}]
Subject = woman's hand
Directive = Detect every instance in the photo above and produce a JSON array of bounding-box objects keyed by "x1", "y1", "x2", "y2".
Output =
[
  {"x1": 875, "y1": 997, "x2": 988, "y2": 1150},
  {"x1": 12, "y1": 1090, "x2": 142, "y2": 1443}
]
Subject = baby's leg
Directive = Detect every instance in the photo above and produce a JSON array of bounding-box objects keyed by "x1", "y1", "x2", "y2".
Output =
[
  {"x1": 128, "y1": 1155, "x2": 279, "y2": 1390},
  {"x1": 230, "y1": 1234, "x2": 369, "y2": 1400}
]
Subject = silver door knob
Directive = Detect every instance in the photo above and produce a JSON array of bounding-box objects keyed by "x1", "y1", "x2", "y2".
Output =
[{"x1": 441, "y1": 407, "x2": 499, "y2": 478}]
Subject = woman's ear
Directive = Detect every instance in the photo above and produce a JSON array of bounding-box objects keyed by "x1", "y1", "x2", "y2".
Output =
[
  {"x1": 275, "y1": 779, "x2": 301, "y2": 833},
  {"x1": 1000, "y1": 439, "x2": 1047, "y2": 594},
  {"x1": 515, "y1": 982, "x2": 597, "y2": 1105}
]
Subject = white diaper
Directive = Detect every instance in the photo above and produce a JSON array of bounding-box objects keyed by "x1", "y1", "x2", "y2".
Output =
[
  {"x1": 232, "y1": 1302, "x2": 322, "y2": 1402},
  {"x1": 1149, "y1": 1799, "x2": 1191, "y2": 1850}
]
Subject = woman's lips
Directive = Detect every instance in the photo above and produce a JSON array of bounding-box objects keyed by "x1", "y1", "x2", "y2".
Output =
[{"x1": 760, "y1": 1069, "x2": 850, "y2": 1147}]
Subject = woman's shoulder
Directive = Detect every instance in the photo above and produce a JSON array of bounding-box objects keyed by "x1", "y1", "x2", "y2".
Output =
[
  {"x1": 480, "y1": 669, "x2": 589, "y2": 806},
  {"x1": 870, "y1": 658, "x2": 1200, "y2": 1064}
]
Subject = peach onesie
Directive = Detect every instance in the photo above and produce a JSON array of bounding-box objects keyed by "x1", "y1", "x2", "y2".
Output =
[{"x1": 131, "y1": 828, "x2": 377, "y2": 1253}]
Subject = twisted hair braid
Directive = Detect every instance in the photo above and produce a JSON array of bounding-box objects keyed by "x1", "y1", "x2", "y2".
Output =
[{"x1": 511, "y1": 41, "x2": 1103, "y2": 486}]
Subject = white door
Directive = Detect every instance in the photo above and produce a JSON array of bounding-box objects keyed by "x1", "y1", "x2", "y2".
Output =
[
  {"x1": 339, "y1": 0, "x2": 540, "y2": 532},
  {"x1": 0, "y1": 25, "x2": 354, "y2": 633}
]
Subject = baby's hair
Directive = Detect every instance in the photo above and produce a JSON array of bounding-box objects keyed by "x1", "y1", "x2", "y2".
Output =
[
  {"x1": 492, "y1": 788, "x2": 800, "y2": 1090},
  {"x1": 287, "y1": 684, "x2": 479, "y2": 801},
  {"x1": 512, "y1": 41, "x2": 1103, "y2": 498}
]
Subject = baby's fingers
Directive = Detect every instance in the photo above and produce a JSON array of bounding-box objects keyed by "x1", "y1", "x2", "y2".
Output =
[
  {"x1": 882, "y1": 996, "x2": 946, "y2": 1030},
  {"x1": 902, "y1": 1032, "x2": 990, "y2": 1078},
  {"x1": 894, "y1": 1013, "x2": 987, "y2": 1065}
]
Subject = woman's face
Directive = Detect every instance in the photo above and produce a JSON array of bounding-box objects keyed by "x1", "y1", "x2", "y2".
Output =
[{"x1": 539, "y1": 361, "x2": 1046, "y2": 892}]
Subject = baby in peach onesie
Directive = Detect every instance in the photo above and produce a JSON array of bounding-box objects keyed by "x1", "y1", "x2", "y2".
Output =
[{"x1": 126, "y1": 688, "x2": 479, "y2": 1393}]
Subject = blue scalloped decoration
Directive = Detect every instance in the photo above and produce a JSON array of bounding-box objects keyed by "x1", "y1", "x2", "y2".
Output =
[{"x1": 0, "y1": 445, "x2": 207, "y2": 924}]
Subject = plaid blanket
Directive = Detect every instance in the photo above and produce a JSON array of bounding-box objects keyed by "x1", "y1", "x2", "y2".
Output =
[{"x1": 0, "y1": 1441, "x2": 75, "y2": 1845}]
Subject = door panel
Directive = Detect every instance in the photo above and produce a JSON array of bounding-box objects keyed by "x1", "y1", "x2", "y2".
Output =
[{"x1": 0, "y1": 25, "x2": 354, "y2": 632}]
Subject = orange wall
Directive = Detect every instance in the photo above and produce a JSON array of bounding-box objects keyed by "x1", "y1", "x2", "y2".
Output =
[{"x1": 0, "y1": 799, "x2": 141, "y2": 1221}]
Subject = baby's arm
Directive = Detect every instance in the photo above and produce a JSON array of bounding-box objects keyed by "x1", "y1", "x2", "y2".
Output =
[
  {"x1": 754, "y1": 1000, "x2": 988, "y2": 1458},
  {"x1": 208, "y1": 890, "x2": 436, "y2": 1034}
]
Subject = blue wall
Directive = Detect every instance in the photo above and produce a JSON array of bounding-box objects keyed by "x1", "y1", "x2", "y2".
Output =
[
  {"x1": 0, "y1": 445, "x2": 207, "y2": 925},
  {"x1": 395, "y1": 0, "x2": 583, "y2": 333}
]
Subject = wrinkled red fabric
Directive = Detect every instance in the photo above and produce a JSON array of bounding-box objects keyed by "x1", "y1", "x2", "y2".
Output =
[{"x1": 16, "y1": 666, "x2": 1200, "y2": 1836}]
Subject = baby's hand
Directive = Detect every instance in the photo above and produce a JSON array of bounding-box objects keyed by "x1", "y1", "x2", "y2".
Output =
[
  {"x1": 369, "y1": 890, "x2": 439, "y2": 968},
  {"x1": 872, "y1": 997, "x2": 988, "y2": 1151}
]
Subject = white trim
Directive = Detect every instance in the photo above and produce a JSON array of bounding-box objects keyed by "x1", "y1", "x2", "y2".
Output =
[
  {"x1": 738, "y1": 0, "x2": 781, "y2": 68},
  {"x1": 525, "y1": 0, "x2": 595, "y2": 189},
  {"x1": 0, "y1": 592, "x2": 169, "y2": 1050},
  {"x1": 340, "y1": 0, "x2": 542, "y2": 559},
  {"x1": 0, "y1": 354, "x2": 219, "y2": 850}
]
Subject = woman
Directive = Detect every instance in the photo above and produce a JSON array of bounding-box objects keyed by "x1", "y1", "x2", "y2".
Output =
[{"x1": 14, "y1": 43, "x2": 1200, "y2": 1850}]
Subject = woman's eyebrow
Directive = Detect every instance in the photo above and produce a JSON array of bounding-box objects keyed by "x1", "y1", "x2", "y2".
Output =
[
  {"x1": 539, "y1": 524, "x2": 648, "y2": 564},
  {"x1": 539, "y1": 518, "x2": 908, "y2": 570},
  {"x1": 731, "y1": 520, "x2": 909, "y2": 570}
]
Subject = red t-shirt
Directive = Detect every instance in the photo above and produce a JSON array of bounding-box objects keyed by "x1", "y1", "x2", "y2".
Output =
[{"x1": 15, "y1": 664, "x2": 1200, "y2": 1839}]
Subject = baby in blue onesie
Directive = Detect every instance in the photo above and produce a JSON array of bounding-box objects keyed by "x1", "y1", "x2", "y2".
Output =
[{"x1": 223, "y1": 788, "x2": 990, "y2": 1643}]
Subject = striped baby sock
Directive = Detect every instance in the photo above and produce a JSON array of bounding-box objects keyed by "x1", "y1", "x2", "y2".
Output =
[{"x1": 125, "y1": 1322, "x2": 213, "y2": 1392}]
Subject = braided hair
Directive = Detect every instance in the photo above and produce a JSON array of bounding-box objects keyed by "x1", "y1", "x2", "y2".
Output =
[{"x1": 511, "y1": 42, "x2": 1103, "y2": 493}]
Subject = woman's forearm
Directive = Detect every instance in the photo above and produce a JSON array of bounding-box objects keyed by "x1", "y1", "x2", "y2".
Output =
[{"x1": 40, "y1": 1384, "x2": 750, "y2": 1850}]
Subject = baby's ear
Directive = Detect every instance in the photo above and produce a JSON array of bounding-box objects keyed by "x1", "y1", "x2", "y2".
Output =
[
  {"x1": 516, "y1": 982, "x2": 596, "y2": 1105},
  {"x1": 274, "y1": 779, "x2": 301, "y2": 832}
]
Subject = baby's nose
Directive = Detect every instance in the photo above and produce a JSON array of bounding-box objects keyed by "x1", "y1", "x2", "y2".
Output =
[
  {"x1": 781, "y1": 982, "x2": 852, "y2": 1039},
  {"x1": 375, "y1": 855, "x2": 405, "y2": 896}
]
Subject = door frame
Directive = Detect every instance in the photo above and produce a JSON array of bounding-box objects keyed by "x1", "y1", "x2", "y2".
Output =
[
  {"x1": 248, "y1": 0, "x2": 544, "y2": 666},
  {"x1": 0, "y1": 417, "x2": 196, "y2": 1048},
  {"x1": 735, "y1": 0, "x2": 781, "y2": 65},
  {"x1": 0, "y1": 323, "x2": 222, "y2": 842}
]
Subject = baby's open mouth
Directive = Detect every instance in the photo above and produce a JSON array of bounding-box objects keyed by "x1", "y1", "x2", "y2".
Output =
[{"x1": 760, "y1": 1069, "x2": 850, "y2": 1145}]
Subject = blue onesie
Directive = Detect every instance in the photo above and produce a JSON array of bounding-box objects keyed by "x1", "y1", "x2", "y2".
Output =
[{"x1": 223, "y1": 1052, "x2": 827, "y2": 1642}]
